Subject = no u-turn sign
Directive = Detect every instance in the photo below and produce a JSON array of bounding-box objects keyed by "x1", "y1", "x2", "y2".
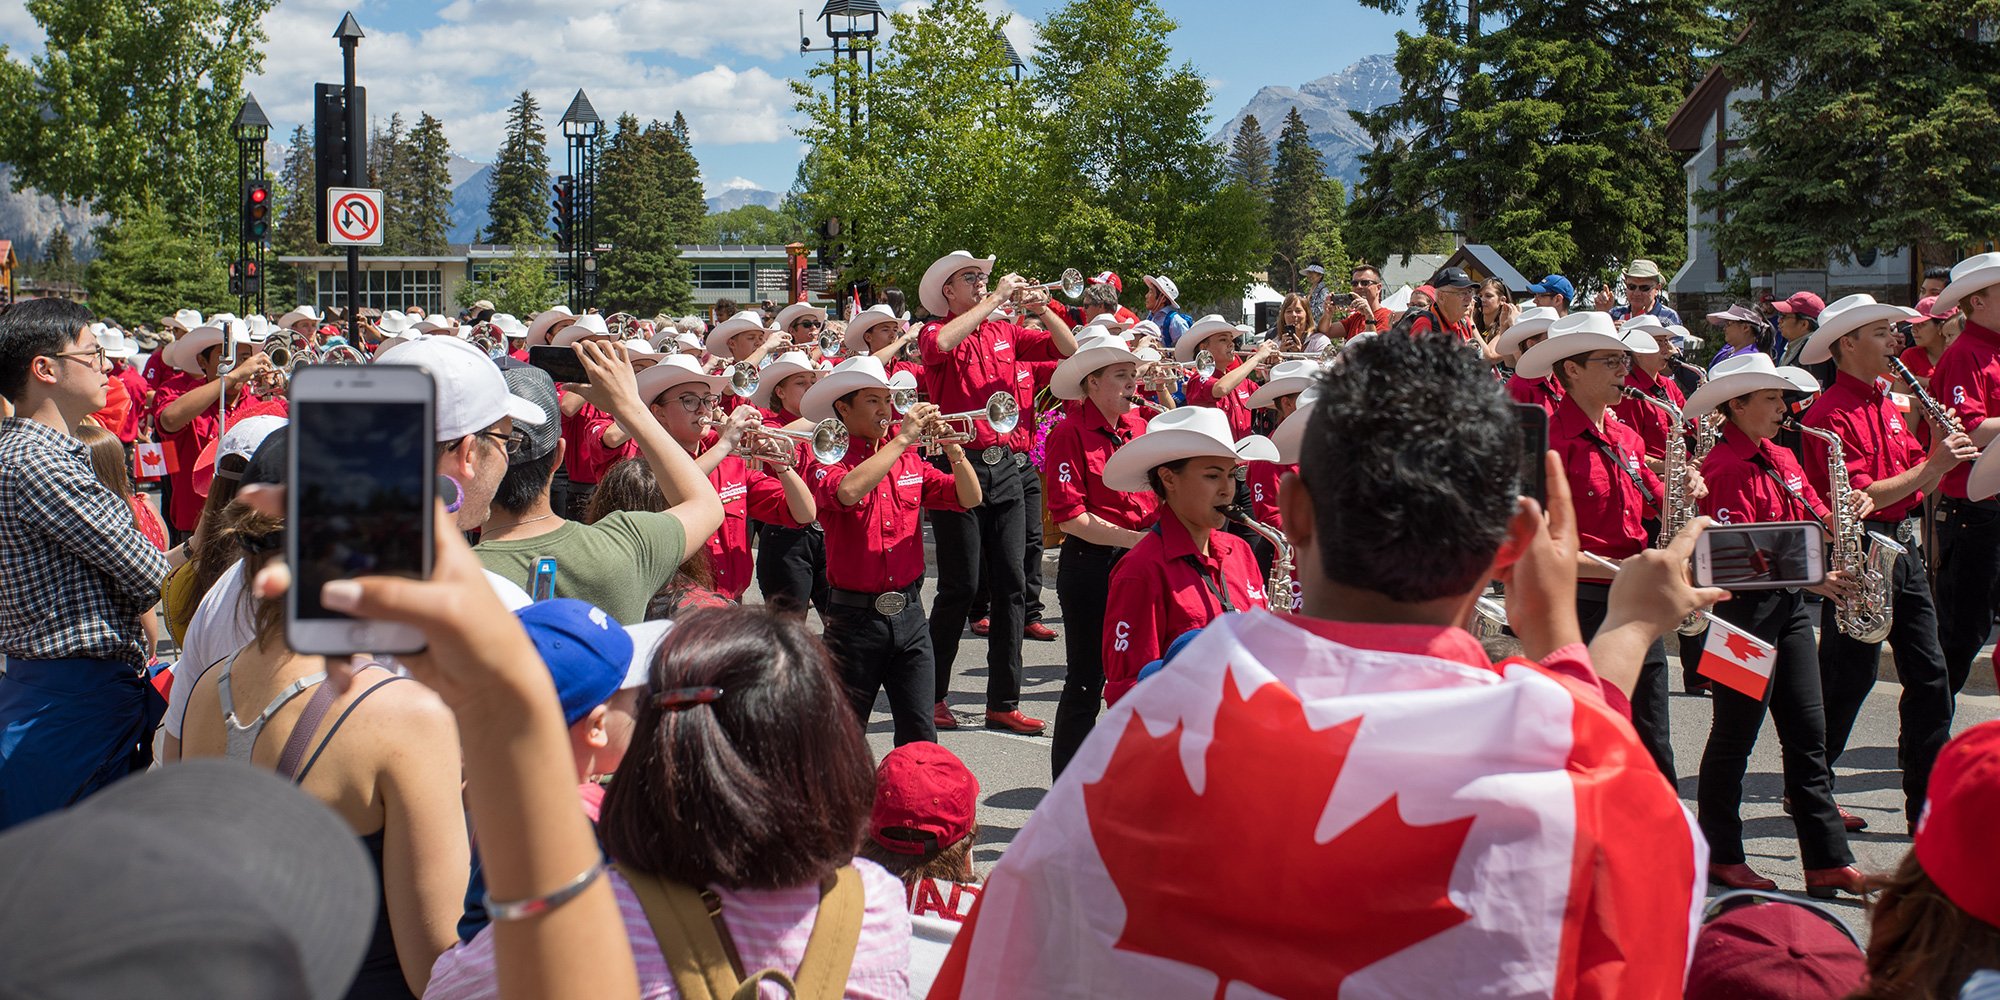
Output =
[{"x1": 327, "y1": 187, "x2": 384, "y2": 246}]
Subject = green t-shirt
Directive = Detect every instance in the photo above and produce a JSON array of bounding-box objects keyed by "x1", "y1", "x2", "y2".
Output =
[{"x1": 474, "y1": 512, "x2": 687, "y2": 626}]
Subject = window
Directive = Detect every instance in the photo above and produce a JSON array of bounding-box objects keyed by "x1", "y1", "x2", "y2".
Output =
[
  {"x1": 316, "y1": 268, "x2": 443, "y2": 314},
  {"x1": 692, "y1": 263, "x2": 751, "y2": 291}
]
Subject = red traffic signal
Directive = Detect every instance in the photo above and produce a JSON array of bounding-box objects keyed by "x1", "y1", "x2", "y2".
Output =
[{"x1": 243, "y1": 181, "x2": 272, "y2": 242}]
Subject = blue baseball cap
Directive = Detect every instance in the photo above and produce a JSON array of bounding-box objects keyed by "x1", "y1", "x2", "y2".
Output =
[
  {"x1": 1526, "y1": 274, "x2": 1576, "y2": 299},
  {"x1": 516, "y1": 599, "x2": 633, "y2": 726}
]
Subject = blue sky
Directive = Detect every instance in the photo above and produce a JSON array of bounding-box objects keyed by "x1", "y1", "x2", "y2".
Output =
[{"x1": 0, "y1": 0, "x2": 1420, "y2": 199}]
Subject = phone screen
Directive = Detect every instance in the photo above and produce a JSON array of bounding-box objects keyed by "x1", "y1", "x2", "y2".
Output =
[
  {"x1": 1515, "y1": 403, "x2": 1548, "y2": 506},
  {"x1": 292, "y1": 399, "x2": 431, "y2": 620},
  {"x1": 528, "y1": 345, "x2": 589, "y2": 385},
  {"x1": 1698, "y1": 523, "x2": 1822, "y2": 588}
]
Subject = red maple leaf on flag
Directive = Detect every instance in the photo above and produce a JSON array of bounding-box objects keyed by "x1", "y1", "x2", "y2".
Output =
[
  {"x1": 1082, "y1": 669, "x2": 1477, "y2": 999},
  {"x1": 1723, "y1": 632, "x2": 1768, "y2": 662}
]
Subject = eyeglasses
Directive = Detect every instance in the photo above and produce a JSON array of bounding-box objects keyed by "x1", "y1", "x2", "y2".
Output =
[
  {"x1": 791, "y1": 318, "x2": 824, "y2": 330},
  {"x1": 1351, "y1": 279, "x2": 1381, "y2": 287},
  {"x1": 955, "y1": 272, "x2": 988, "y2": 287},
  {"x1": 665, "y1": 392, "x2": 720, "y2": 413},
  {"x1": 475, "y1": 428, "x2": 529, "y2": 458},
  {"x1": 1582, "y1": 353, "x2": 1634, "y2": 370},
  {"x1": 51, "y1": 347, "x2": 108, "y2": 369},
  {"x1": 1624, "y1": 283, "x2": 1659, "y2": 294}
]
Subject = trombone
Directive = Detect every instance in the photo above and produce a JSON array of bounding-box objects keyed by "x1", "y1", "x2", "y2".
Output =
[
  {"x1": 739, "y1": 419, "x2": 850, "y2": 469},
  {"x1": 916, "y1": 391, "x2": 1020, "y2": 456}
]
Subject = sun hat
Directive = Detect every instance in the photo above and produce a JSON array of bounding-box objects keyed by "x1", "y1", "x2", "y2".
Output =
[
  {"x1": 1302, "y1": 264, "x2": 1325, "y2": 277},
  {"x1": 549, "y1": 313, "x2": 613, "y2": 348},
  {"x1": 704, "y1": 310, "x2": 769, "y2": 359},
  {"x1": 1514, "y1": 311, "x2": 1658, "y2": 379},
  {"x1": 1800, "y1": 294, "x2": 1921, "y2": 364},
  {"x1": 919, "y1": 251, "x2": 997, "y2": 318},
  {"x1": 515, "y1": 599, "x2": 633, "y2": 727},
  {"x1": 276, "y1": 305, "x2": 323, "y2": 332},
  {"x1": 1706, "y1": 303, "x2": 1762, "y2": 326},
  {"x1": 1050, "y1": 335, "x2": 1144, "y2": 401},
  {"x1": 633, "y1": 354, "x2": 733, "y2": 407},
  {"x1": 376, "y1": 335, "x2": 549, "y2": 440},
  {"x1": 1526, "y1": 274, "x2": 1576, "y2": 300},
  {"x1": 1685, "y1": 891, "x2": 1865, "y2": 1000},
  {"x1": 620, "y1": 620, "x2": 674, "y2": 690},
  {"x1": 98, "y1": 326, "x2": 139, "y2": 360},
  {"x1": 1934, "y1": 252, "x2": 2000, "y2": 310},
  {"x1": 1247, "y1": 359, "x2": 1325, "y2": 409},
  {"x1": 1681, "y1": 353, "x2": 1822, "y2": 420},
  {"x1": 1271, "y1": 385, "x2": 1321, "y2": 464},
  {"x1": 750, "y1": 350, "x2": 820, "y2": 410},
  {"x1": 162, "y1": 315, "x2": 253, "y2": 374},
  {"x1": 1101, "y1": 407, "x2": 1280, "y2": 492},
  {"x1": 524, "y1": 306, "x2": 576, "y2": 347},
  {"x1": 0, "y1": 759, "x2": 376, "y2": 1000},
  {"x1": 1623, "y1": 259, "x2": 1664, "y2": 281},
  {"x1": 870, "y1": 742, "x2": 979, "y2": 856},
  {"x1": 1174, "y1": 314, "x2": 1240, "y2": 362},
  {"x1": 619, "y1": 339, "x2": 661, "y2": 370},
  {"x1": 1489, "y1": 306, "x2": 1563, "y2": 356},
  {"x1": 773, "y1": 301, "x2": 828, "y2": 333},
  {"x1": 161, "y1": 308, "x2": 204, "y2": 334},
  {"x1": 1141, "y1": 274, "x2": 1180, "y2": 306},
  {"x1": 192, "y1": 414, "x2": 288, "y2": 498},
  {"x1": 1914, "y1": 720, "x2": 2000, "y2": 929},
  {"x1": 243, "y1": 315, "x2": 276, "y2": 344},
  {"x1": 801, "y1": 355, "x2": 893, "y2": 422},
  {"x1": 1770, "y1": 291, "x2": 1826, "y2": 321},
  {"x1": 843, "y1": 304, "x2": 903, "y2": 357}
]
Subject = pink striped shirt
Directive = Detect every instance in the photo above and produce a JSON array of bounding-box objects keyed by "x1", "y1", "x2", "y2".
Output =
[{"x1": 424, "y1": 861, "x2": 911, "y2": 1000}]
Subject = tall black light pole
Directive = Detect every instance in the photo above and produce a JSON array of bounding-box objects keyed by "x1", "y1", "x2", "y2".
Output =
[
  {"x1": 801, "y1": 1, "x2": 882, "y2": 134},
  {"x1": 231, "y1": 94, "x2": 271, "y2": 321},
  {"x1": 337, "y1": 14, "x2": 364, "y2": 344},
  {"x1": 560, "y1": 90, "x2": 602, "y2": 313}
]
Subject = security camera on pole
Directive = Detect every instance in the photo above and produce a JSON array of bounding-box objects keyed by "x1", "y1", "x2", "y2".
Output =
[{"x1": 315, "y1": 12, "x2": 371, "y2": 346}]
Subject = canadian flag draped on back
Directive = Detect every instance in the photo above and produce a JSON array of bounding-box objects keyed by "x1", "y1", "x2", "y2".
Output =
[{"x1": 932, "y1": 612, "x2": 1706, "y2": 999}]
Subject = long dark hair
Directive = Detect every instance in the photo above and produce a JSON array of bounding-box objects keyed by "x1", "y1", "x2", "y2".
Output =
[
  {"x1": 598, "y1": 607, "x2": 874, "y2": 890},
  {"x1": 1849, "y1": 853, "x2": 2000, "y2": 999}
]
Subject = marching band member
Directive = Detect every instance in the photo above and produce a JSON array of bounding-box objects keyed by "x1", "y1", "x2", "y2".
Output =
[
  {"x1": 1613, "y1": 315, "x2": 1690, "y2": 467},
  {"x1": 1099, "y1": 407, "x2": 1277, "y2": 705},
  {"x1": 1688, "y1": 352, "x2": 1864, "y2": 895},
  {"x1": 275, "y1": 305, "x2": 322, "y2": 341},
  {"x1": 1491, "y1": 306, "x2": 1562, "y2": 413},
  {"x1": 523, "y1": 306, "x2": 575, "y2": 347},
  {"x1": 550, "y1": 314, "x2": 630, "y2": 517},
  {"x1": 1797, "y1": 295, "x2": 1974, "y2": 827},
  {"x1": 847, "y1": 304, "x2": 922, "y2": 386},
  {"x1": 916, "y1": 251, "x2": 1077, "y2": 736},
  {"x1": 1241, "y1": 360, "x2": 1320, "y2": 576},
  {"x1": 801, "y1": 356, "x2": 982, "y2": 744},
  {"x1": 152, "y1": 316, "x2": 278, "y2": 540},
  {"x1": 773, "y1": 301, "x2": 829, "y2": 357},
  {"x1": 746, "y1": 350, "x2": 831, "y2": 616},
  {"x1": 1515, "y1": 312, "x2": 1680, "y2": 779},
  {"x1": 1041, "y1": 335, "x2": 1160, "y2": 776},
  {"x1": 492, "y1": 314, "x2": 530, "y2": 361},
  {"x1": 1174, "y1": 314, "x2": 1273, "y2": 439},
  {"x1": 1928, "y1": 252, "x2": 2000, "y2": 699},
  {"x1": 703, "y1": 309, "x2": 778, "y2": 411},
  {"x1": 631, "y1": 355, "x2": 815, "y2": 602}
]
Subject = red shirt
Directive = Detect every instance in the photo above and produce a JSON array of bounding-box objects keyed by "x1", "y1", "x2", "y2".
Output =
[
  {"x1": 1245, "y1": 460, "x2": 1293, "y2": 528},
  {"x1": 1699, "y1": 421, "x2": 1830, "y2": 526},
  {"x1": 1342, "y1": 307, "x2": 1393, "y2": 339},
  {"x1": 1930, "y1": 320, "x2": 2000, "y2": 498},
  {"x1": 1612, "y1": 366, "x2": 1688, "y2": 461},
  {"x1": 1041, "y1": 404, "x2": 1158, "y2": 530},
  {"x1": 508, "y1": 347, "x2": 530, "y2": 363},
  {"x1": 1550, "y1": 395, "x2": 1663, "y2": 559},
  {"x1": 1102, "y1": 514, "x2": 1268, "y2": 705},
  {"x1": 112, "y1": 363, "x2": 148, "y2": 440},
  {"x1": 1801, "y1": 371, "x2": 1927, "y2": 523},
  {"x1": 812, "y1": 435, "x2": 967, "y2": 593},
  {"x1": 1506, "y1": 373, "x2": 1563, "y2": 417},
  {"x1": 1183, "y1": 372, "x2": 1261, "y2": 440},
  {"x1": 705, "y1": 453, "x2": 802, "y2": 600},
  {"x1": 559, "y1": 400, "x2": 638, "y2": 485},
  {"x1": 128, "y1": 494, "x2": 168, "y2": 551},
  {"x1": 1406, "y1": 309, "x2": 1474, "y2": 343},
  {"x1": 151, "y1": 370, "x2": 219, "y2": 531},
  {"x1": 1899, "y1": 346, "x2": 1936, "y2": 383},
  {"x1": 918, "y1": 314, "x2": 1064, "y2": 452}
]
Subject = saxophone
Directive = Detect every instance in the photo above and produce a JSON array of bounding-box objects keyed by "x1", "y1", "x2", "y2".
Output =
[
  {"x1": 1789, "y1": 421, "x2": 1903, "y2": 643},
  {"x1": 1621, "y1": 388, "x2": 1707, "y2": 636},
  {"x1": 1225, "y1": 507, "x2": 1298, "y2": 613}
]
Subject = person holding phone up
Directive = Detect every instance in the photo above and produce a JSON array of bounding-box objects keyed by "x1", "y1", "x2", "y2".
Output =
[
  {"x1": 1515, "y1": 312, "x2": 1688, "y2": 781},
  {"x1": 1687, "y1": 352, "x2": 1866, "y2": 897}
]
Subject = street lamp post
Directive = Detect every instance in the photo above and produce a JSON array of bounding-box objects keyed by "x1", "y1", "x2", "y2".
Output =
[
  {"x1": 559, "y1": 89, "x2": 602, "y2": 312},
  {"x1": 800, "y1": 1, "x2": 882, "y2": 133},
  {"x1": 231, "y1": 94, "x2": 271, "y2": 320}
]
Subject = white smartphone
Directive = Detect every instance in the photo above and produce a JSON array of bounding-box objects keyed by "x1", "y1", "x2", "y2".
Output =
[
  {"x1": 285, "y1": 363, "x2": 437, "y2": 655},
  {"x1": 1691, "y1": 521, "x2": 1826, "y2": 590}
]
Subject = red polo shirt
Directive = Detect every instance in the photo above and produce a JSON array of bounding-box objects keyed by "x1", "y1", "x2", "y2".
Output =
[
  {"x1": 1801, "y1": 371, "x2": 1927, "y2": 523},
  {"x1": 1929, "y1": 320, "x2": 2000, "y2": 499},
  {"x1": 1245, "y1": 460, "x2": 1293, "y2": 528},
  {"x1": 918, "y1": 314, "x2": 1064, "y2": 453},
  {"x1": 1183, "y1": 372, "x2": 1261, "y2": 440},
  {"x1": 1042, "y1": 404, "x2": 1157, "y2": 530},
  {"x1": 1612, "y1": 366, "x2": 1688, "y2": 461},
  {"x1": 812, "y1": 435, "x2": 967, "y2": 593},
  {"x1": 150, "y1": 369, "x2": 220, "y2": 531},
  {"x1": 1699, "y1": 421, "x2": 1829, "y2": 526},
  {"x1": 1102, "y1": 514, "x2": 1267, "y2": 705},
  {"x1": 705, "y1": 453, "x2": 802, "y2": 600},
  {"x1": 1342, "y1": 306, "x2": 1393, "y2": 339},
  {"x1": 560, "y1": 401, "x2": 639, "y2": 486},
  {"x1": 1506, "y1": 373, "x2": 1563, "y2": 417},
  {"x1": 1550, "y1": 395, "x2": 1663, "y2": 559}
]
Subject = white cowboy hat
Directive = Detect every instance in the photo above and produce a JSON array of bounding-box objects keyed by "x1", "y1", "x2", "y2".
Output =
[
  {"x1": 162, "y1": 315, "x2": 253, "y2": 373},
  {"x1": 1247, "y1": 359, "x2": 1326, "y2": 409},
  {"x1": 1271, "y1": 386, "x2": 1322, "y2": 464},
  {"x1": 1489, "y1": 306, "x2": 1562, "y2": 356},
  {"x1": 243, "y1": 314, "x2": 275, "y2": 344},
  {"x1": 162, "y1": 308, "x2": 204, "y2": 334},
  {"x1": 633, "y1": 355, "x2": 732, "y2": 405},
  {"x1": 619, "y1": 339, "x2": 661, "y2": 370},
  {"x1": 1934, "y1": 252, "x2": 2000, "y2": 310},
  {"x1": 1619, "y1": 314, "x2": 1670, "y2": 338},
  {"x1": 1966, "y1": 443, "x2": 2000, "y2": 502},
  {"x1": 1801, "y1": 294, "x2": 1921, "y2": 364},
  {"x1": 1174, "y1": 314, "x2": 1240, "y2": 362},
  {"x1": 1514, "y1": 311, "x2": 1658, "y2": 378},
  {"x1": 1682, "y1": 353, "x2": 1823, "y2": 420},
  {"x1": 375, "y1": 310, "x2": 414, "y2": 336},
  {"x1": 1051, "y1": 335, "x2": 1144, "y2": 401},
  {"x1": 525, "y1": 306, "x2": 576, "y2": 347},
  {"x1": 704, "y1": 310, "x2": 769, "y2": 359},
  {"x1": 919, "y1": 250, "x2": 996, "y2": 318},
  {"x1": 772, "y1": 301, "x2": 828, "y2": 333},
  {"x1": 549, "y1": 312, "x2": 614, "y2": 348},
  {"x1": 1128, "y1": 319, "x2": 1162, "y2": 344},
  {"x1": 1667, "y1": 324, "x2": 1701, "y2": 349},
  {"x1": 1079, "y1": 313, "x2": 1135, "y2": 340},
  {"x1": 750, "y1": 351, "x2": 820, "y2": 410},
  {"x1": 491, "y1": 314, "x2": 529, "y2": 339},
  {"x1": 98, "y1": 326, "x2": 139, "y2": 360},
  {"x1": 413, "y1": 315, "x2": 457, "y2": 336},
  {"x1": 1101, "y1": 407, "x2": 1279, "y2": 492},
  {"x1": 276, "y1": 305, "x2": 323, "y2": 330},
  {"x1": 843, "y1": 304, "x2": 903, "y2": 357},
  {"x1": 801, "y1": 355, "x2": 894, "y2": 422}
]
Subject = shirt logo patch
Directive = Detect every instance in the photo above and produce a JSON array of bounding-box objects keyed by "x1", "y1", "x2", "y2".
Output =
[
  {"x1": 1112, "y1": 620, "x2": 1131, "y2": 652},
  {"x1": 1955, "y1": 385, "x2": 1968, "y2": 405},
  {"x1": 718, "y1": 482, "x2": 747, "y2": 504},
  {"x1": 1787, "y1": 475, "x2": 1804, "y2": 492},
  {"x1": 1057, "y1": 462, "x2": 1075, "y2": 485},
  {"x1": 896, "y1": 472, "x2": 925, "y2": 488}
]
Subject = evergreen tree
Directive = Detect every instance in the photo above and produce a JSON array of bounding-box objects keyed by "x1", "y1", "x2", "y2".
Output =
[
  {"x1": 1227, "y1": 114, "x2": 1273, "y2": 197},
  {"x1": 670, "y1": 111, "x2": 690, "y2": 145},
  {"x1": 39, "y1": 228, "x2": 78, "y2": 286},
  {"x1": 404, "y1": 113, "x2": 454, "y2": 256},
  {"x1": 89, "y1": 199, "x2": 232, "y2": 322},
  {"x1": 598, "y1": 114, "x2": 697, "y2": 315},
  {"x1": 484, "y1": 90, "x2": 551, "y2": 244},
  {"x1": 1298, "y1": 176, "x2": 1348, "y2": 283},
  {"x1": 272, "y1": 124, "x2": 317, "y2": 291},
  {"x1": 369, "y1": 112, "x2": 414, "y2": 254},
  {"x1": 1267, "y1": 107, "x2": 1326, "y2": 292}
]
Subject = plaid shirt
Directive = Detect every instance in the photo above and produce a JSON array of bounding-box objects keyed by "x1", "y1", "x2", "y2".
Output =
[{"x1": 0, "y1": 418, "x2": 167, "y2": 666}]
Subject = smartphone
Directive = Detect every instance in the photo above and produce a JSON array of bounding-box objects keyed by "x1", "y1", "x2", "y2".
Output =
[
  {"x1": 286, "y1": 364, "x2": 437, "y2": 655},
  {"x1": 1514, "y1": 403, "x2": 1548, "y2": 506},
  {"x1": 531, "y1": 557, "x2": 558, "y2": 602},
  {"x1": 527, "y1": 344, "x2": 588, "y2": 385},
  {"x1": 1691, "y1": 521, "x2": 1827, "y2": 590}
]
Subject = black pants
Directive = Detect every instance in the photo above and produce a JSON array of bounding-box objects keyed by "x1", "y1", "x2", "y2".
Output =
[
  {"x1": 1052, "y1": 538, "x2": 1123, "y2": 778},
  {"x1": 756, "y1": 524, "x2": 829, "y2": 617},
  {"x1": 160, "y1": 473, "x2": 189, "y2": 549},
  {"x1": 969, "y1": 467, "x2": 1047, "y2": 626},
  {"x1": 824, "y1": 591, "x2": 937, "y2": 746},
  {"x1": 1697, "y1": 588, "x2": 1852, "y2": 869},
  {"x1": 930, "y1": 455, "x2": 1028, "y2": 713},
  {"x1": 1818, "y1": 543, "x2": 1953, "y2": 823},
  {"x1": 1933, "y1": 496, "x2": 2000, "y2": 698},
  {"x1": 1576, "y1": 587, "x2": 1675, "y2": 782}
]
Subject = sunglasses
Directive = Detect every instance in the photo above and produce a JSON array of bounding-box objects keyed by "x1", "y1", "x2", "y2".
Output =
[
  {"x1": 1624, "y1": 283, "x2": 1659, "y2": 294},
  {"x1": 1351, "y1": 279, "x2": 1381, "y2": 287}
]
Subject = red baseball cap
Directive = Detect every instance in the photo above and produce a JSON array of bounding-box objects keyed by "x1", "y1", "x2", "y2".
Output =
[
  {"x1": 1770, "y1": 291, "x2": 1826, "y2": 320},
  {"x1": 1915, "y1": 295, "x2": 1959, "y2": 322},
  {"x1": 1089, "y1": 270, "x2": 1123, "y2": 293},
  {"x1": 1915, "y1": 720, "x2": 2000, "y2": 928},
  {"x1": 869, "y1": 742, "x2": 978, "y2": 856},
  {"x1": 1685, "y1": 897, "x2": 1865, "y2": 999}
]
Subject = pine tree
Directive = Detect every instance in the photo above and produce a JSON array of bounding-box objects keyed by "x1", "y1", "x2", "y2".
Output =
[
  {"x1": 1267, "y1": 108, "x2": 1326, "y2": 292},
  {"x1": 89, "y1": 199, "x2": 232, "y2": 322},
  {"x1": 40, "y1": 228, "x2": 77, "y2": 286},
  {"x1": 404, "y1": 113, "x2": 454, "y2": 256},
  {"x1": 1298, "y1": 176, "x2": 1348, "y2": 282},
  {"x1": 272, "y1": 124, "x2": 317, "y2": 291},
  {"x1": 670, "y1": 111, "x2": 690, "y2": 145},
  {"x1": 369, "y1": 113, "x2": 413, "y2": 254},
  {"x1": 1227, "y1": 114, "x2": 1273, "y2": 197},
  {"x1": 598, "y1": 114, "x2": 698, "y2": 315},
  {"x1": 485, "y1": 91, "x2": 551, "y2": 244}
]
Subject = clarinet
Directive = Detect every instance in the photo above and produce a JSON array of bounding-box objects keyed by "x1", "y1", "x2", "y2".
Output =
[{"x1": 1887, "y1": 357, "x2": 1963, "y2": 437}]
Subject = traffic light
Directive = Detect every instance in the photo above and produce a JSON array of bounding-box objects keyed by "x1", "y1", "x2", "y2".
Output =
[
  {"x1": 228, "y1": 259, "x2": 262, "y2": 297},
  {"x1": 550, "y1": 176, "x2": 574, "y2": 252},
  {"x1": 242, "y1": 180, "x2": 272, "y2": 243}
]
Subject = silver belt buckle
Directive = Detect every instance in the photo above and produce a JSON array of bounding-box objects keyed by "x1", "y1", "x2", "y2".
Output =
[
  {"x1": 980, "y1": 445, "x2": 1007, "y2": 466},
  {"x1": 1898, "y1": 518, "x2": 1921, "y2": 546},
  {"x1": 873, "y1": 591, "x2": 909, "y2": 616}
]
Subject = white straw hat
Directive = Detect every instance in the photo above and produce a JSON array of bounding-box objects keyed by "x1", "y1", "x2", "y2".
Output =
[
  {"x1": 1681, "y1": 353, "x2": 1822, "y2": 420},
  {"x1": 843, "y1": 304, "x2": 903, "y2": 357},
  {"x1": 1271, "y1": 385, "x2": 1322, "y2": 464},
  {"x1": 1800, "y1": 294, "x2": 1920, "y2": 364},
  {"x1": 549, "y1": 313, "x2": 613, "y2": 348},
  {"x1": 1489, "y1": 306, "x2": 1562, "y2": 357},
  {"x1": 1933, "y1": 252, "x2": 2000, "y2": 310},
  {"x1": 919, "y1": 250, "x2": 995, "y2": 318},
  {"x1": 525, "y1": 306, "x2": 576, "y2": 347},
  {"x1": 632, "y1": 355, "x2": 733, "y2": 405},
  {"x1": 704, "y1": 310, "x2": 768, "y2": 359},
  {"x1": 1246, "y1": 360, "x2": 1325, "y2": 409},
  {"x1": 1101, "y1": 407, "x2": 1279, "y2": 492},
  {"x1": 750, "y1": 351, "x2": 820, "y2": 410},
  {"x1": 1515, "y1": 312, "x2": 1658, "y2": 379},
  {"x1": 1050, "y1": 335, "x2": 1143, "y2": 401},
  {"x1": 1174, "y1": 315, "x2": 1240, "y2": 362},
  {"x1": 801, "y1": 355, "x2": 894, "y2": 422}
]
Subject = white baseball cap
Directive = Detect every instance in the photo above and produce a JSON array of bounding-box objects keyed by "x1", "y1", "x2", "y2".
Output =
[{"x1": 376, "y1": 336, "x2": 549, "y2": 440}]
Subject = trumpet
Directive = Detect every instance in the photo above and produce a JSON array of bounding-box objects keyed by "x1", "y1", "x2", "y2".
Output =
[
  {"x1": 1014, "y1": 268, "x2": 1086, "y2": 302},
  {"x1": 916, "y1": 391, "x2": 1020, "y2": 456},
  {"x1": 818, "y1": 328, "x2": 844, "y2": 356},
  {"x1": 890, "y1": 384, "x2": 925, "y2": 414},
  {"x1": 1270, "y1": 345, "x2": 1340, "y2": 363},
  {"x1": 739, "y1": 419, "x2": 850, "y2": 469},
  {"x1": 1140, "y1": 354, "x2": 1217, "y2": 385},
  {"x1": 727, "y1": 361, "x2": 759, "y2": 397}
]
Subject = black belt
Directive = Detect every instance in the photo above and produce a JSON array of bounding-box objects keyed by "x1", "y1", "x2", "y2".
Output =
[
  {"x1": 1940, "y1": 495, "x2": 2000, "y2": 512},
  {"x1": 829, "y1": 582, "x2": 922, "y2": 616},
  {"x1": 1062, "y1": 536, "x2": 1129, "y2": 555}
]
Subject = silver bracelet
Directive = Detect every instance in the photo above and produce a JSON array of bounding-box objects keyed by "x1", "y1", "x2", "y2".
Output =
[{"x1": 483, "y1": 860, "x2": 605, "y2": 922}]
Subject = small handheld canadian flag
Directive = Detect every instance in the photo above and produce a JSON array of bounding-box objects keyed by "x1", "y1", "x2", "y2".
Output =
[
  {"x1": 132, "y1": 442, "x2": 169, "y2": 481},
  {"x1": 1696, "y1": 615, "x2": 1779, "y2": 700}
]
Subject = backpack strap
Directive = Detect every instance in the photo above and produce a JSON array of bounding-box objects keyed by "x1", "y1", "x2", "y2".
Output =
[
  {"x1": 614, "y1": 864, "x2": 864, "y2": 1000},
  {"x1": 274, "y1": 679, "x2": 339, "y2": 780},
  {"x1": 783, "y1": 865, "x2": 863, "y2": 999}
]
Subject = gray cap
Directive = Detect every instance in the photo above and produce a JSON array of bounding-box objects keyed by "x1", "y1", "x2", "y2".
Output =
[{"x1": 499, "y1": 361, "x2": 562, "y2": 463}]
